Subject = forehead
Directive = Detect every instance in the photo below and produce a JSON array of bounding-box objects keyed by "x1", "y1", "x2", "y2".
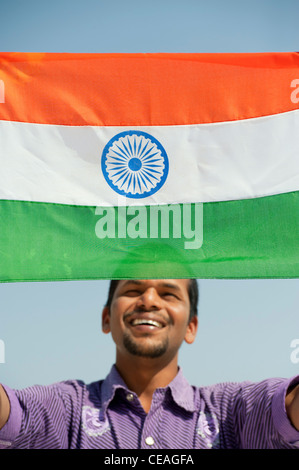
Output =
[{"x1": 115, "y1": 279, "x2": 190, "y2": 295}]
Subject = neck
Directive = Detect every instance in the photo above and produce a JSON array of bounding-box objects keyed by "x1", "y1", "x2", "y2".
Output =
[{"x1": 115, "y1": 353, "x2": 179, "y2": 413}]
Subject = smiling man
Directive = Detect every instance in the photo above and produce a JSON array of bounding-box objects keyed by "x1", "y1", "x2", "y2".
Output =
[
  {"x1": 0, "y1": 278, "x2": 299, "y2": 449},
  {"x1": 101, "y1": 279, "x2": 198, "y2": 414}
]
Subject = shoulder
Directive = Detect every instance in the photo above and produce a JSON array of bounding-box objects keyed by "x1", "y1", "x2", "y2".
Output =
[
  {"x1": 191, "y1": 377, "x2": 299, "y2": 448},
  {"x1": 191, "y1": 376, "x2": 290, "y2": 417},
  {"x1": 193, "y1": 376, "x2": 287, "y2": 397},
  {"x1": 13, "y1": 378, "x2": 105, "y2": 410}
]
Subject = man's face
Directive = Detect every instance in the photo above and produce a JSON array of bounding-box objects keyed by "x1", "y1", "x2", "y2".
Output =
[{"x1": 102, "y1": 279, "x2": 198, "y2": 361}]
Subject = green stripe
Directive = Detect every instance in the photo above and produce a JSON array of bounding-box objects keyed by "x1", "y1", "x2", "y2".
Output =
[{"x1": 0, "y1": 192, "x2": 299, "y2": 281}]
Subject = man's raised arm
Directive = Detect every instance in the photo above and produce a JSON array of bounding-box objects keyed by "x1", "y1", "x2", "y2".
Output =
[
  {"x1": 286, "y1": 384, "x2": 299, "y2": 431},
  {"x1": 0, "y1": 384, "x2": 10, "y2": 430}
]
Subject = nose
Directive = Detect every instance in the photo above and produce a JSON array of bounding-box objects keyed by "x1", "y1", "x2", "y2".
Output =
[{"x1": 136, "y1": 287, "x2": 161, "y2": 311}]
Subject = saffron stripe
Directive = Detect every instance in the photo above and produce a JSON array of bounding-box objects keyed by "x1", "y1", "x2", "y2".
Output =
[{"x1": 0, "y1": 52, "x2": 299, "y2": 126}]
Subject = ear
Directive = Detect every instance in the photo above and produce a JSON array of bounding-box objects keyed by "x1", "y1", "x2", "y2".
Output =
[
  {"x1": 184, "y1": 316, "x2": 198, "y2": 345},
  {"x1": 102, "y1": 306, "x2": 111, "y2": 334}
]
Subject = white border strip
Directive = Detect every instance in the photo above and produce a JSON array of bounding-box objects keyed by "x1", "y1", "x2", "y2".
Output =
[{"x1": 0, "y1": 110, "x2": 299, "y2": 206}]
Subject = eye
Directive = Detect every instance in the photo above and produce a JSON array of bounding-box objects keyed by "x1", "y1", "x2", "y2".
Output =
[
  {"x1": 123, "y1": 289, "x2": 141, "y2": 297},
  {"x1": 162, "y1": 292, "x2": 178, "y2": 299}
]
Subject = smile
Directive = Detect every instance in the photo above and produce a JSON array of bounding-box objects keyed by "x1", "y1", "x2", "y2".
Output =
[{"x1": 130, "y1": 318, "x2": 164, "y2": 328}]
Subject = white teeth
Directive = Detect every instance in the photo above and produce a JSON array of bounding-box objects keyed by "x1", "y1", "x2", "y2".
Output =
[{"x1": 131, "y1": 319, "x2": 163, "y2": 328}]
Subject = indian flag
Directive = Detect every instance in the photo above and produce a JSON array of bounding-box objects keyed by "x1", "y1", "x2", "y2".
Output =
[{"x1": 0, "y1": 52, "x2": 299, "y2": 282}]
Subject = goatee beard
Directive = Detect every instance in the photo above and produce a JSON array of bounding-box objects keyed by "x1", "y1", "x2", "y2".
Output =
[{"x1": 123, "y1": 332, "x2": 169, "y2": 358}]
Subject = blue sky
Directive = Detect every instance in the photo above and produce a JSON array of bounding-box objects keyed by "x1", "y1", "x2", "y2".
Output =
[
  {"x1": 0, "y1": 0, "x2": 299, "y2": 389},
  {"x1": 1, "y1": 0, "x2": 299, "y2": 53}
]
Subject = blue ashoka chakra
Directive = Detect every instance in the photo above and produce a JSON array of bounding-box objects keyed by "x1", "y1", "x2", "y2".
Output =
[{"x1": 101, "y1": 130, "x2": 169, "y2": 199}]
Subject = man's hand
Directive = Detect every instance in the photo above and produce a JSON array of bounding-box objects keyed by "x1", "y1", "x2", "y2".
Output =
[
  {"x1": 286, "y1": 384, "x2": 299, "y2": 431},
  {"x1": 0, "y1": 384, "x2": 10, "y2": 430}
]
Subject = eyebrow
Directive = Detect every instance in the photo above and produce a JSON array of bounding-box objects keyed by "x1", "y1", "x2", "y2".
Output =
[
  {"x1": 121, "y1": 280, "x2": 143, "y2": 287},
  {"x1": 158, "y1": 282, "x2": 182, "y2": 291},
  {"x1": 121, "y1": 280, "x2": 182, "y2": 292}
]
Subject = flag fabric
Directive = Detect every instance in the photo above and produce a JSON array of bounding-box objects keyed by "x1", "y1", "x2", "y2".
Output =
[{"x1": 0, "y1": 52, "x2": 299, "y2": 282}]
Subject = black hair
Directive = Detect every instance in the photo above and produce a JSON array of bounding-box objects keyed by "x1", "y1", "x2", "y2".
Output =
[{"x1": 105, "y1": 279, "x2": 198, "y2": 321}]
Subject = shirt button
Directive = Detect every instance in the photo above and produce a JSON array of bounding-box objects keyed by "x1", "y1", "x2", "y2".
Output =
[
  {"x1": 126, "y1": 393, "x2": 134, "y2": 402},
  {"x1": 145, "y1": 436, "x2": 155, "y2": 446}
]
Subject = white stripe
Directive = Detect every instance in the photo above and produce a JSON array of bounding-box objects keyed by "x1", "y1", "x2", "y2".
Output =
[{"x1": 1, "y1": 110, "x2": 299, "y2": 206}]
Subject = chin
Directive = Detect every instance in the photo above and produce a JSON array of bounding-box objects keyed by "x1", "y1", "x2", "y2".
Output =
[{"x1": 123, "y1": 334, "x2": 169, "y2": 358}]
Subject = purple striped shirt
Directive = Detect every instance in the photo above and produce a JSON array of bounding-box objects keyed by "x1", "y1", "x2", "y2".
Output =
[{"x1": 1, "y1": 366, "x2": 299, "y2": 449}]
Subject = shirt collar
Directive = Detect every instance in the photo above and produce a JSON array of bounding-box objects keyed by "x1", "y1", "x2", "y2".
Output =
[
  {"x1": 101, "y1": 364, "x2": 195, "y2": 416},
  {"x1": 100, "y1": 365, "x2": 129, "y2": 417},
  {"x1": 167, "y1": 367, "x2": 195, "y2": 412}
]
